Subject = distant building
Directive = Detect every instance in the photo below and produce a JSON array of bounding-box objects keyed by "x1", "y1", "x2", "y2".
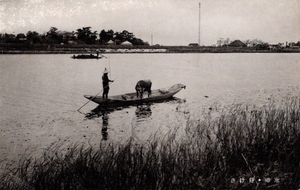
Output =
[
  {"x1": 16, "y1": 33, "x2": 27, "y2": 42},
  {"x1": 67, "y1": 40, "x2": 77, "y2": 44},
  {"x1": 107, "y1": 40, "x2": 114, "y2": 45},
  {"x1": 294, "y1": 41, "x2": 300, "y2": 47},
  {"x1": 188, "y1": 43, "x2": 199, "y2": 47},
  {"x1": 121, "y1": 41, "x2": 133, "y2": 46},
  {"x1": 267, "y1": 43, "x2": 284, "y2": 50},
  {"x1": 255, "y1": 43, "x2": 269, "y2": 50},
  {"x1": 229, "y1": 40, "x2": 245, "y2": 47}
]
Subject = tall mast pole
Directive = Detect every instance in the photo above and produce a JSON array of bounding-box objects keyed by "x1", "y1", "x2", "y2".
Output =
[
  {"x1": 198, "y1": 2, "x2": 201, "y2": 46},
  {"x1": 151, "y1": 35, "x2": 153, "y2": 46}
]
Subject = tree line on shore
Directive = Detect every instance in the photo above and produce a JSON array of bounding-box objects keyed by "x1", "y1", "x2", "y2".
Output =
[
  {"x1": 0, "y1": 27, "x2": 149, "y2": 46},
  {"x1": 215, "y1": 38, "x2": 300, "y2": 50},
  {"x1": 1, "y1": 26, "x2": 299, "y2": 49}
]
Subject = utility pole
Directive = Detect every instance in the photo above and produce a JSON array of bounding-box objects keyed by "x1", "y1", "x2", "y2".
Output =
[
  {"x1": 198, "y1": 2, "x2": 201, "y2": 46},
  {"x1": 151, "y1": 35, "x2": 153, "y2": 46}
]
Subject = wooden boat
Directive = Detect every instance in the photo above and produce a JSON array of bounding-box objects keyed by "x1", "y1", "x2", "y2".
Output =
[
  {"x1": 84, "y1": 83, "x2": 186, "y2": 107},
  {"x1": 72, "y1": 54, "x2": 103, "y2": 59}
]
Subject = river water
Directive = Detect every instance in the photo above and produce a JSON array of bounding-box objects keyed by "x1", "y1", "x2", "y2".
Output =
[{"x1": 0, "y1": 53, "x2": 299, "y2": 164}]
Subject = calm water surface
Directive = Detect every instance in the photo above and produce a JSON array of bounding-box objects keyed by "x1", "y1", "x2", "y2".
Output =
[{"x1": 0, "y1": 53, "x2": 299, "y2": 162}]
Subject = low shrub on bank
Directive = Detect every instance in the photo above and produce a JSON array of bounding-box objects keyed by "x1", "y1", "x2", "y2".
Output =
[{"x1": 1, "y1": 97, "x2": 299, "y2": 189}]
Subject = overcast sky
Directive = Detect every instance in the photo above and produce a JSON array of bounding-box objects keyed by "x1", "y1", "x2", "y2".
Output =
[{"x1": 0, "y1": 0, "x2": 299, "y2": 45}]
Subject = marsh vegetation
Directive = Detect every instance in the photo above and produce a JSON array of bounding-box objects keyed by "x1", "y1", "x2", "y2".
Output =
[{"x1": 1, "y1": 97, "x2": 299, "y2": 189}]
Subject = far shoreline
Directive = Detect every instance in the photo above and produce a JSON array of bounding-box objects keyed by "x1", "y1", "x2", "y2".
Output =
[{"x1": 1, "y1": 44, "x2": 300, "y2": 54}]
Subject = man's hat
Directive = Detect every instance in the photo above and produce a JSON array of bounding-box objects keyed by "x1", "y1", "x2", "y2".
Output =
[{"x1": 103, "y1": 68, "x2": 109, "y2": 74}]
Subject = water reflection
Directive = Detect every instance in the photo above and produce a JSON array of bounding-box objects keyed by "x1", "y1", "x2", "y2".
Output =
[
  {"x1": 135, "y1": 104, "x2": 152, "y2": 120},
  {"x1": 85, "y1": 106, "x2": 116, "y2": 141},
  {"x1": 84, "y1": 97, "x2": 184, "y2": 140},
  {"x1": 101, "y1": 113, "x2": 109, "y2": 140},
  {"x1": 85, "y1": 106, "x2": 118, "y2": 119}
]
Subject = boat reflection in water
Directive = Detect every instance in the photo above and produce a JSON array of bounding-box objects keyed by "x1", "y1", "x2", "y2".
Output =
[
  {"x1": 84, "y1": 97, "x2": 184, "y2": 140},
  {"x1": 85, "y1": 106, "x2": 116, "y2": 141},
  {"x1": 135, "y1": 104, "x2": 152, "y2": 121},
  {"x1": 101, "y1": 113, "x2": 109, "y2": 140}
]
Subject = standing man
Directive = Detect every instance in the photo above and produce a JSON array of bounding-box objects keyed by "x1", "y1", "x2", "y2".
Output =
[
  {"x1": 96, "y1": 49, "x2": 100, "y2": 58},
  {"x1": 102, "y1": 68, "x2": 113, "y2": 99}
]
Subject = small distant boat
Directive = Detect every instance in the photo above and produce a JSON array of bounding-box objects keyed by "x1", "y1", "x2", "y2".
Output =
[
  {"x1": 72, "y1": 54, "x2": 103, "y2": 59},
  {"x1": 84, "y1": 83, "x2": 186, "y2": 107}
]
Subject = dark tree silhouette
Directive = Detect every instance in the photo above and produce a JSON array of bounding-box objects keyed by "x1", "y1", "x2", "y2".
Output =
[
  {"x1": 76, "y1": 27, "x2": 98, "y2": 44},
  {"x1": 46, "y1": 27, "x2": 60, "y2": 44},
  {"x1": 99, "y1": 29, "x2": 114, "y2": 44},
  {"x1": 26, "y1": 31, "x2": 41, "y2": 44}
]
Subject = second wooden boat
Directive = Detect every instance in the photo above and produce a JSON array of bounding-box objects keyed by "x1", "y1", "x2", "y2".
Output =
[{"x1": 72, "y1": 54, "x2": 103, "y2": 59}]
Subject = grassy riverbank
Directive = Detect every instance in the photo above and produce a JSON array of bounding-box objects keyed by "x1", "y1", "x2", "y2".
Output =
[{"x1": 1, "y1": 97, "x2": 299, "y2": 189}]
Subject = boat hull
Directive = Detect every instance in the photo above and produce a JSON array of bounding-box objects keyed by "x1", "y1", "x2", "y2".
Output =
[
  {"x1": 84, "y1": 83, "x2": 186, "y2": 107},
  {"x1": 72, "y1": 54, "x2": 102, "y2": 59}
]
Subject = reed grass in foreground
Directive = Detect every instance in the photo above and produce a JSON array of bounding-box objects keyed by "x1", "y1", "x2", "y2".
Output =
[{"x1": 1, "y1": 97, "x2": 299, "y2": 189}]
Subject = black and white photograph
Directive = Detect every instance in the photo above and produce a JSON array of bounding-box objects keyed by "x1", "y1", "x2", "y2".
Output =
[{"x1": 0, "y1": 0, "x2": 299, "y2": 189}]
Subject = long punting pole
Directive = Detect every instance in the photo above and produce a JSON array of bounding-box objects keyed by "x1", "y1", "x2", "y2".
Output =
[
  {"x1": 108, "y1": 55, "x2": 111, "y2": 78},
  {"x1": 198, "y1": 2, "x2": 201, "y2": 46}
]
